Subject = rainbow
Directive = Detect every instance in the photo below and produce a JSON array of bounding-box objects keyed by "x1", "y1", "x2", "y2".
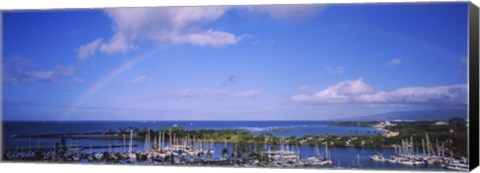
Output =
[{"x1": 61, "y1": 47, "x2": 168, "y2": 119}]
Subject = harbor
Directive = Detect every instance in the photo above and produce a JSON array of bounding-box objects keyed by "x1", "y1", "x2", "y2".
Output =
[
  {"x1": 2, "y1": 120, "x2": 467, "y2": 171},
  {"x1": 368, "y1": 134, "x2": 469, "y2": 171}
]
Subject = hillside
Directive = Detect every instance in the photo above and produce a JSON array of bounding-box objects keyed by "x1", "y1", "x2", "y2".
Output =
[{"x1": 334, "y1": 109, "x2": 467, "y2": 121}]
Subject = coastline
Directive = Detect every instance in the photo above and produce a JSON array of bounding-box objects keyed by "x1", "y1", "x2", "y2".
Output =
[{"x1": 374, "y1": 126, "x2": 399, "y2": 138}]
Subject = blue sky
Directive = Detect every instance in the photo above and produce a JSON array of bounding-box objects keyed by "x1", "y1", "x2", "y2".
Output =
[{"x1": 2, "y1": 3, "x2": 469, "y2": 120}]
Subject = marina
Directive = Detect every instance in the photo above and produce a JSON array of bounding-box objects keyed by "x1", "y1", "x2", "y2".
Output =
[{"x1": 2, "y1": 121, "x2": 467, "y2": 171}]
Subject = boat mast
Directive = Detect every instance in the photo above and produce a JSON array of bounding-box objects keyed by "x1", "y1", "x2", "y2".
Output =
[
  {"x1": 158, "y1": 130, "x2": 162, "y2": 151},
  {"x1": 436, "y1": 139, "x2": 440, "y2": 158},
  {"x1": 129, "y1": 129, "x2": 133, "y2": 153},
  {"x1": 441, "y1": 142, "x2": 445, "y2": 158},
  {"x1": 169, "y1": 128, "x2": 172, "y2": 148},
  {"x1": 144, "y1": 131, "x2": 147, "y2": 151},
  {"x1": 422, "y1": 139, "x2": 425, "y2": 157},
  {"x1": 325, "y1": 142, "x2": 328, "y2": 159},
  {"x1": 410, "y1": 136, "x2": 414, "y2": 156},
  {"x1": 426, "y1": 134, "x2": 430, "y2": 157}
]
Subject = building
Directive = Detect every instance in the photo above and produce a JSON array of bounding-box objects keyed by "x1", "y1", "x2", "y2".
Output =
[{"x1": 435, "y1": 121, "x2": 448, "y2": 126}]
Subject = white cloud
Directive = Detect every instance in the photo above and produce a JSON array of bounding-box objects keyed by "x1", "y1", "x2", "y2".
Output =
[
  {"x1": 230, "y1": 90, "x2": 262, "y2": 98},
  {"x1": 76, "y1": 38, "x2": 103, "y2": 60},
  {"x1": 182, "y1": 30, "x2": 238, "y2": 47},
  {"x1": 55, "y1": 65, "x2": 76, "y2": 76},
  {"x1": 76, "y1": 6, "x2": 327, "y2": 59},
  {"x1": 77, "y1": 7, "x2": 241, "y2": 58},
  {"x1": 29, "y1": 70, "x2": 55, "y2": 81},
  {"x1": 246, "y1": 5, "x2": 322, "y2": 20},
  {"x1": 291, "y1": 78, "x2": 467, "y2": 105},
  {"x1": 325, "y1": 66, "x2": 345, "y2": 75},
  {"x1": 3, "y1": 57, "x2": 83, "y2": 85},
  {"x1": 386, "y1": 58, "x2": 402, "y2": 66},
  {"x1": 99, "y1": 33, "x2": 135, "y2": 54},
  {"x1": 126, "y1": 75, "x2": 147, "y2": 83}
]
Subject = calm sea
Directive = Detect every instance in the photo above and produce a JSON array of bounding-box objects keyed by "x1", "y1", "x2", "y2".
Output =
[{"x1": 3, "y1": 120, "x2": 383, "y2": 137}]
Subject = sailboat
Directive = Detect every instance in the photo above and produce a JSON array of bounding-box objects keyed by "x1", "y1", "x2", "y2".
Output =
[
  {"x1": 321, "y1": 142, "x2": 333, "y2": 165},
  {"x1": 370, "y1": 153, "x2": 386, "y2": 162},
  {"x1": 127, "y1": 130, "x2": 137, "y2": 162},
  {"x1": 443, "y1": 159, "x2": 469, "y2": 171},
  {"x1": 387, "y1": 155, "x2": 398, "y2": 163},
  {"x1": 306, "y1": 142, "x2": 332, "y2": 166}
]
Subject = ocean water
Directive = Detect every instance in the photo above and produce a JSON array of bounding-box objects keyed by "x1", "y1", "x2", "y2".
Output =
[
  {"x1": 2, "y1": 121, "x2": 385, "y2": 138},
  {"x1": 1, "y1": 121, "x2": 444, "y2": 170}
]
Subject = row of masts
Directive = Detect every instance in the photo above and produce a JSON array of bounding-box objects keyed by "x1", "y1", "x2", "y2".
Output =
[
  {"x1": 125, "y1": 129, "x2": 216, "y2": 153},
  {"x1": 394, "y1": 134, "x2": 446, "y2": 159},
  {"x1": 313, "y1": 142, "x2": 332, "y2": 160}
]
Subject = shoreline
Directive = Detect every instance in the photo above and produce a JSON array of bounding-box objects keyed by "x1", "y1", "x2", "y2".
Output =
[{"x1": 373, "y1": 126, "x2": 398, "y2": 137}]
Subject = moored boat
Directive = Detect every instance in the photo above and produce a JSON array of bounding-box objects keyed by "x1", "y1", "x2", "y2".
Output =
[{"x1": 370, "y1": 154, "x2": 386, "y2": 162}]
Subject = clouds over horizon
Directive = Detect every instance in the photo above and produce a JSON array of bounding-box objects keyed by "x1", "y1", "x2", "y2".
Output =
[
  {"x1": 291, "y1": 78, "x2": 467, "y2": 106},
  {"x1": 2, "y1": 56, "x2": 85, "y2": 85}
]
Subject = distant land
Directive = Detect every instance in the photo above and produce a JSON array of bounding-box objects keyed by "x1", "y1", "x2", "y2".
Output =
[{"x1": 332, "y1": 109, "x2": 467, "y2": 122}]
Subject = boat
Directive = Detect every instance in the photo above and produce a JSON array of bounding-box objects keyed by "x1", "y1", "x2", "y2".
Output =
[
  {"x1": 397, "y1": 159, "x2": 415, "y2": 166},
  {"x1": 94, "y1": 152, "x2": 103, "y2": 160},
  {"x1": 88, "y1": 154, "x2": 95, "y2": 161},
  {"x1": 127, "y1": 129, "x2": 137, "y2": 161},
  {"x1": 443, "y1": 160, "x2": 469, "y2": 171},
  {"x1": 370, "y1": 154, "x2": 386, "y2": 162},
  {"x1": 128, "y1": 152, "x2": 137, "y2": 161},
  {"x1": 444, "y1": 163, "x2": 469, "y2": 171},
  {"x1": 387, "y1": 156, "x2": 398, "y2": 163},
  {"x1": 72, "y1": 154, "x2": 80, "y2": 161},
  {"x1": 413, "y1": 159, "x2": 425, "y2": 165}
]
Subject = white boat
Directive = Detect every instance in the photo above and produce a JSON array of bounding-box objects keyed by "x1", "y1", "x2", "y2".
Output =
[
  {"x1": 72, "y1": 154, "x2": 80, "y2": 161},
  {"x1": 445, "y1": 164, "x2": 469, "y2": 171},
  {"x1": 387, "y1": 156, "x2": 398, "y2": 163},
  {"x1": 397, "y1": 159, "x2": 415, "y2": 166},
  {"x1": 320, "y1": 159, "x2": 333, "y2": 165},
  {"x1": 94, "y1": 152, "x2": 103, "y2": 160},
  {"x1": 306, "y1": 157, "x2": 332, "y2": 166},
  {"x1": 88, "y1": 154, "x2": 95, "y2": 161},
  {"x1": 413, "y1": 159, "x2": 424, "y2": 165},
  {"x1": 444, "y1": 160, "x2": 469, "y2": 171},
  {"x1": 128, "y1": 152, "x2": 137, "y2": 161},
  {"x1": 370, "y1": 154, "x2": 386, "y2": 162}
]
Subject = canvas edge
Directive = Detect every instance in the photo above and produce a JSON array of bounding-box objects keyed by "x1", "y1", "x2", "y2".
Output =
[{"x1": 468, "y1": 1, "x2": 479, "y2": 171}]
